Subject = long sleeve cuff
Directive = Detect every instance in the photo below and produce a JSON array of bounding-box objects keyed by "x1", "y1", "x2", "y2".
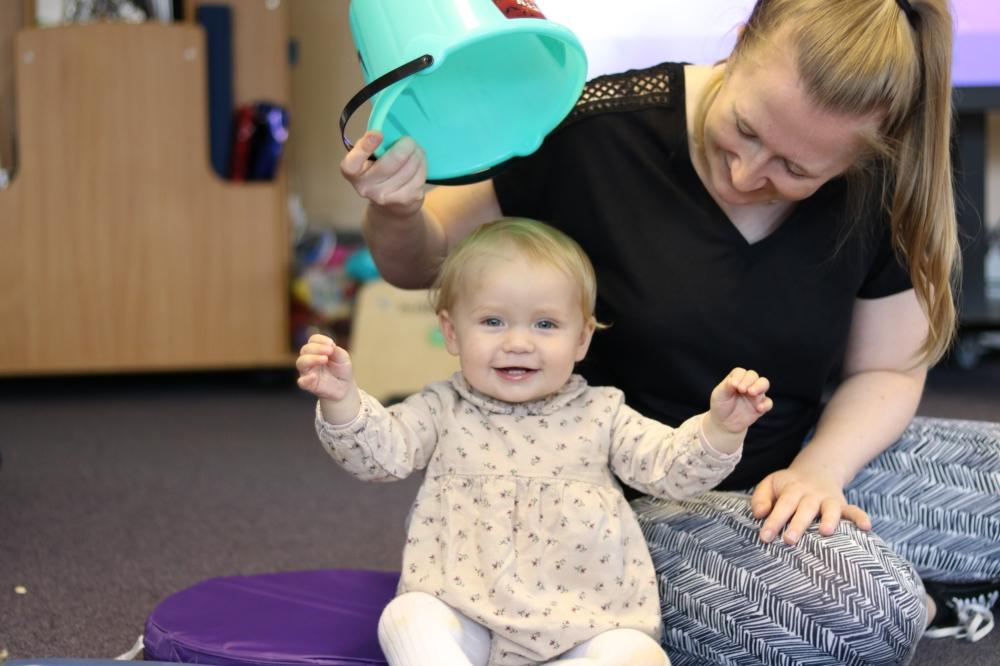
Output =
[{"x1": 697, "y1": 413, "x2": 744, "y2": 463}]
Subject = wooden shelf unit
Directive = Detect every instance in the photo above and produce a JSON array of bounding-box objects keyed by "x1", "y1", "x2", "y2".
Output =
[{"x1": 0, "y1": 18, "x2": 292, "y2": 374}]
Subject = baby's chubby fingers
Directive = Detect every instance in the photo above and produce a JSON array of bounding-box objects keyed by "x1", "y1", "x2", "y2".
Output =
[
  {"x1": 301, "y1": 332, "x2": 334, "y2": 349},
  {"x1": 326, "y1": 343, "x2": 352, "y2": 366},
  {"x1": 294, "y1": 349, "x2": 331, "y2": 395},
  {"x1": 726, "y1": 367, "x2": 748, "y2": 387},
  {"x1": 296, "y1": 349, "x2": 329, "y2": 369},
  {"x1": 727, "y1": 370, "x2": 771, "y2": 399},
  {"x1": 746, "y1": 374, "x2": 769, "y2": 395},
  {"x1": 296, "y1": 335, "x2": 337, "y2": 373},
  {"x1": 744, "y1": 375, "x2": 772, "y2": 410},
  {"x1": 731, "y1": 368, "x2": 761, "y2": 392},
  {"x1": 296, "y1": 371, "x2": 321, "y2": 392}
]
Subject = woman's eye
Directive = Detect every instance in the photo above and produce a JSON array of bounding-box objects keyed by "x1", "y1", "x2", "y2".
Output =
[
  {"x1": 736, "y1": 122, "x2": 756, "y2": 138},
  {"x1": 784, "y1": 161, "x2": 807, "y2": 178}
]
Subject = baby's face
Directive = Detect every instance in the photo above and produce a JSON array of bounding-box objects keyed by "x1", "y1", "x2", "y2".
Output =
[{"x1": 439, "y1": 253, "x2": 594, "y2": 403}]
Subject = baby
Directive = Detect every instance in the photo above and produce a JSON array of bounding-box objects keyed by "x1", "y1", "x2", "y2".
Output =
[{"x1": 297, "y1": 218, "x2": 772, "y2": 666}]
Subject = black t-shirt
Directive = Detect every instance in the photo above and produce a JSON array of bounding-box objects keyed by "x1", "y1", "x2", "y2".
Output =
[{"x1": 493, "y1": 62, "x2": 912, "y2": 490}]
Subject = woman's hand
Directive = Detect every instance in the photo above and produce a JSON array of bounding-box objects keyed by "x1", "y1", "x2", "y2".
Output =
[
  {"x1": 750, "y1": 466, "x2": 872, "y2": 545},
  {"x1": 296, "y1": 334, "x2": 356, "y2": 401},
  {"x1": 340, "y1": 130, "x2": 428, "y2": 217}
]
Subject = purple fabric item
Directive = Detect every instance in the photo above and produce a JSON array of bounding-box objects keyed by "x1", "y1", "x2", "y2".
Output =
[
  {"x1": 8, "y1": 661, "x2": 181, "y2": 666},
  {"x1": 144, "y1": 569, "x2": 400, "y2": 666}
]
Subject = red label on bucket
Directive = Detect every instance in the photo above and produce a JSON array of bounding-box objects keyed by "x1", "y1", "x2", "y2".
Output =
[{"x1": 492, "y1": 0, "x2": 546, "y2": 19}]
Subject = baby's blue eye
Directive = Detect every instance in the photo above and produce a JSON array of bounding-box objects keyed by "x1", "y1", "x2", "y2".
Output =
[
  {"x1": 483, "y1": 317, "x2": 503, "y2": 327},
  {"x1": 536, "y1": 320, "x2": 557, "y2": 330}
]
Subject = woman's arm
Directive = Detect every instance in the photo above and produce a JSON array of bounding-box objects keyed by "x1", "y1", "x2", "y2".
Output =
[
  {"x1": 751, "y1": 288, "x2": 929, "y2": 544},
  {"x1": 342, "y1": 131, "x2": 502, "y2": 288}
]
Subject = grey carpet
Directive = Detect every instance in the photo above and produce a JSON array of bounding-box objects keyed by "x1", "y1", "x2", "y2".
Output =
[{"x1": 1, "y1": 356, "x2": 998, "y2": 664}]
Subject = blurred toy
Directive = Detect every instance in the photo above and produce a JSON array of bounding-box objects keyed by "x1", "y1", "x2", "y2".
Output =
[
  {"x1": 61, "y1": 0, "x2": 146, "y2": 23},
  {"x1": 290, "y1": 231, "x2": 379, "y2": 349},
  {"x1": 345, "y1": 247, "x2": 380, "y2": 283}
]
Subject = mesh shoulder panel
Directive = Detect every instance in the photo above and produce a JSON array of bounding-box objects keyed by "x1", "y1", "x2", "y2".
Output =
[{"x1": 563, "y1": 62, "x2": 678, "y2": 126}]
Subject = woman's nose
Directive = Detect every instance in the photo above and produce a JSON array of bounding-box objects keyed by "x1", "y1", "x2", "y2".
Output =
[{"x1": 729, "y1": 151, "x2": 768, "y2": 192}]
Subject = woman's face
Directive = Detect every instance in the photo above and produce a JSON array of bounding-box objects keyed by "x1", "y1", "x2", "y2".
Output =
[{"x1": 701, "y1": 40, "x2": 883, "y2": 207}]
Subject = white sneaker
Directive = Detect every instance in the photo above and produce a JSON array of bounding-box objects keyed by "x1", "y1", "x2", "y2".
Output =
[{"x1": 924, "y1": 580, "x2": 999, "y2": 643}]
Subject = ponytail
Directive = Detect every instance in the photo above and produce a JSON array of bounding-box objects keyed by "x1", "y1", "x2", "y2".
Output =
[{"x1": 887, "y1": 0, "x2": 959, "y2": 365}]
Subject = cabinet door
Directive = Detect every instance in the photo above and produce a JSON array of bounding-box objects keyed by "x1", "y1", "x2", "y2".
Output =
[{"x1": 0, "y1": 24, "x2": 290, "y2": 374}]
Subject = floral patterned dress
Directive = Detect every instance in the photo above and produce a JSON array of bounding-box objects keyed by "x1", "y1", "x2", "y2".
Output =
[{"x1": 315, "y1": 373, "x2": 741, "y2": 666}]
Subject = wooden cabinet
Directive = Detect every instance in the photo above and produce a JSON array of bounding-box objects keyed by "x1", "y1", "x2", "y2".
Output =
[{"x1": 0, "y1": 13, "x2": 292, "y2": 374}]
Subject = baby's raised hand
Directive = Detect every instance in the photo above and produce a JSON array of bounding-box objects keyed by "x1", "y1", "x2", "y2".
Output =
[
  {"x1": 708, "y1": 368, "x2": 773, "y2": 434},
  {"x1": 296, "y1": 334, "x2": 355, "y2": 401}
]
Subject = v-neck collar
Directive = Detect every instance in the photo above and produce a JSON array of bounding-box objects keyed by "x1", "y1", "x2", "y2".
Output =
[
  {"x1": 697, "y1": 173, "x2": 802, "y2": 249},
  {"x1": 678, "y1": 150, "x2": 807, "y2": 251},
  {"x1": 676, "y1": 67, "x2": 807, "y2": 250}
]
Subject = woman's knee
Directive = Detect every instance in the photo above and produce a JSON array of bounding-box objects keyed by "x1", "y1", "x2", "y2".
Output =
[{"x1": 635, "y1": 494, "x2": 927, "y2": 664}]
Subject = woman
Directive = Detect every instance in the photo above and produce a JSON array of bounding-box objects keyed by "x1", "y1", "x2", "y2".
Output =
[{"x1": 339, "y1": 0, "x2": 1000, "y2": 663}]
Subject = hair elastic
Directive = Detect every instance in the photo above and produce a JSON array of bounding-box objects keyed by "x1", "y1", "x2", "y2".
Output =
[{"x1": 895, "y1": 0, "x2": 919, "y2": 27}]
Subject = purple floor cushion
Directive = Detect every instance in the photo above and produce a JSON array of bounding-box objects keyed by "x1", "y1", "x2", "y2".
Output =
[{"x1": 144, "y1": 569, "x2": 400, "y2": 666}]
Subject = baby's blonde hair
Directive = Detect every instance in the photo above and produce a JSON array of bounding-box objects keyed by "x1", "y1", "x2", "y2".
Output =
[{"x1": 431, "y1": 218, "x2": 604, "y2": 328}]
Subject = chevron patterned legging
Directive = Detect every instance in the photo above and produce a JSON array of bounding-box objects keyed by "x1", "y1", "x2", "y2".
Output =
[{"x1": 633, "y1": 417, "x2": 1000, "y2": 666}]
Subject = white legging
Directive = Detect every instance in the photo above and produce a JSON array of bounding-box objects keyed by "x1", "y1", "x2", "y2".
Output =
[{"x1": 377, "y1": 591, "x2": 670, "y2": 666}]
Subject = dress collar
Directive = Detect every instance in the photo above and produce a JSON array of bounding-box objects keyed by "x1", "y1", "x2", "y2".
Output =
[{"x1": 449, "y1": 372, "x2": 589, "y2": 416}]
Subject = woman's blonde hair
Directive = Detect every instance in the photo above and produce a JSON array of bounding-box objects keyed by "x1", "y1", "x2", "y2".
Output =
[
  {"x1": 694, "y1": 0, "x2": 959, "y2": 364},
  {"x1": 431, "y1": 218, "x2": 605, "y2": 328}
]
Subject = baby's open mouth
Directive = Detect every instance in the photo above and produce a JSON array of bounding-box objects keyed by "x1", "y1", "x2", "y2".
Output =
[{"x1": 494, "y1": 367, "x2": 537, "y2": 381}]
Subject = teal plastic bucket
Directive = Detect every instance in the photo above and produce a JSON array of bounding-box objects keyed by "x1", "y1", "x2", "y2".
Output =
[{"x1": 340, "y1": 0, "x2": 588, "y2": 184}]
